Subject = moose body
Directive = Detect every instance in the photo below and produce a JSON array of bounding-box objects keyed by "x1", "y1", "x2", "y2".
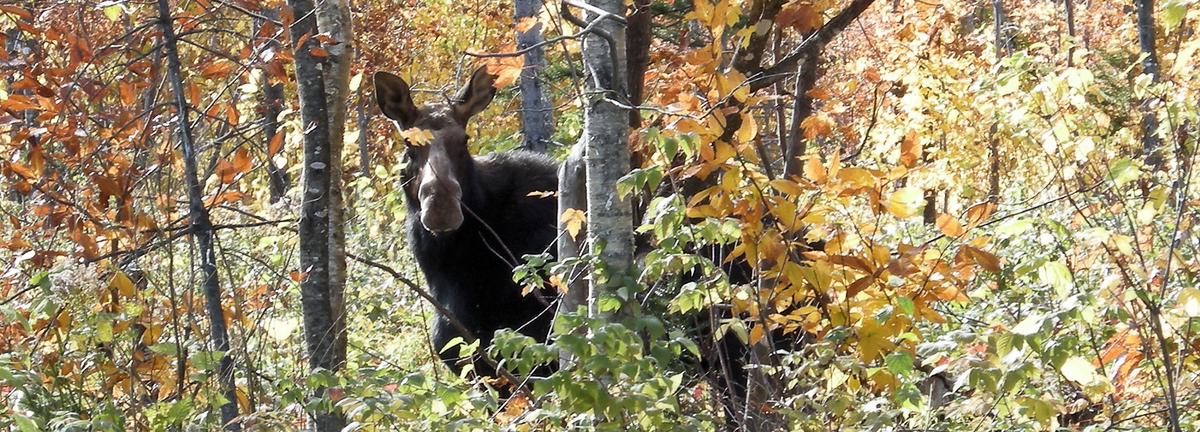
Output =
[
  {"x1": 376, "y1": 68, "x2": 559, "y2": 376},
  {"x1": 408, "y1": 152, "x2": 559, "y2": 375}
]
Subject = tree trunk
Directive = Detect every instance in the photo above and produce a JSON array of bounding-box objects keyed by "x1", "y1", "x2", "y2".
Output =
[
  {"x1": 1064, "y1": 0, "x2": 1077, "y2": 66},
  {"x1": 783, "y1": 51, "x2": 819, "y2": 178},
  {"x1": 357, "y1": 88, "x2": 371, "y2": 175},
  {"x1": 1134, "y1": 0, "x2": 1164, "y2": 170},
  {"x1": 155, "y1": 1, "x2": 240, "y2": 429},
  {"x1": 315, "y1": 0, "x2": 354, "y2": 372},
  {"x1": 626, "y1": 0, "x2": 652, "y2": 128},
  {"x1": 515, "y1": 0, "x2": 554, "y2": 152},
  {"x1": 992, "y1": 0, "x2": 1012, "y2": 56},
  {"x1": 555, "y1": 142, "x2": 588, "y2": 365},
  {"x1": 255, "y1": 9, "x2": 289, "y2": 204},
  {"x1": 581, "y1": 0, "x2": 633, "y2": 318},
  {"x1": 284, "y1": 0, "x2": 345, "y2": 429}
]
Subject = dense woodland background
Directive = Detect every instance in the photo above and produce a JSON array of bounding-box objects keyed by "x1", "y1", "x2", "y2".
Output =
[{"x1": 1, "y1": 0, "x2": 1199, "y2": 430}]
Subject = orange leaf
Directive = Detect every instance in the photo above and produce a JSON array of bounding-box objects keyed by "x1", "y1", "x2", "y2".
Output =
[
  {"x1": 800, "y1": 114, "x2": 834, "y2": 140},
  {"x1": 268, "y1": 132, "x2": 284, "y2": 156},
  {"x1": 935, "y1": 213, "x2": 965, "y2": 237},
  {"x1": 515, "y1": 17, "x2": 540, "y2": 33},
  {"x1": 215, "y1": 160, "x2": 237, "y2": 184},
  {"x1": 231, "y1": 148, "x2": 252, "y2": 174},
  {"x1": 964, "y1": 202, "x2": 996, "y2": 228},
  {"x1": 803, "y1": 156, "x2": 826, "y2": 184},
  {"x1": 899, "y1": 131, "x2": 920, "y2": 168},
  {"x1": 0, "y1": 6, "x2": 33, "y2": 20},
  {"x1": 200, "y1": 61, "x2": 236, "y2": 79},
  {"x1": 962, "y1": 245, "x2": 1001, "y2": 272},
  {"x1": 478, "y1": 45, "x2": 525, "y2": 89}
]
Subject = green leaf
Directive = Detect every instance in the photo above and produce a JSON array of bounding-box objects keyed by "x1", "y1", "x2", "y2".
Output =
[
  {"x1": 1108, "y1": 158, "x2": 1140, "y2": 187},
  {"x1": 13, "y1": 415, "x2": 39, "y2": 432},
  {"x1": 885, "y1": 352, "x2": 914, "y2": 377},
  {"x1": 1012, "y1": 314, "x2": 1044, "y2": 336},
  {"x1": 995, "y1": 218, "x2": 1033, "y2": 236},
  {"x1": 1037, "y1": 260, "x2": 1072, "y2": 299},
  {"x1": 1162, "y1": 0, "x2": 1189, "y2": 31}
]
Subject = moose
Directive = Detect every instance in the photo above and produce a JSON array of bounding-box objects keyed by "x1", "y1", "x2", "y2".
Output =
[
  {"x1": 372, "y1": 67, "x2": 872, "y2": 426},
  {"x1": 374, "y1": 67, "x2": 561, "y2": 377}
]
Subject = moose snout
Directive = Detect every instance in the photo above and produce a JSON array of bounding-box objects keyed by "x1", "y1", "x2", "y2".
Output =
[{"x1": 418, "y1": 181, "x2": 464, "y2": 235}]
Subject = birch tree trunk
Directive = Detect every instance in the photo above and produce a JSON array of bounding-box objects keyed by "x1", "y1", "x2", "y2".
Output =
[
  {"x1": 155, "y1": 0, "x2": 240, "y2": 429},
  {"x1": 315, "y1": 0, "x2": 354, "y2": 371},
  {"x1": 284, "y1": 0, "x2": 346, "y2": 429},
  {"x1": 515, "y1": 0, "x2": 554, "y2": 152},
  {"x1": 581, "y1": 0, "x2": 633, "y2": 318}
]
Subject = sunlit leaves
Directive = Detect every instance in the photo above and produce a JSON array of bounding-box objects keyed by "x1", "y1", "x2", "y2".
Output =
[
  {"x1": 400, "y1": 127, "x2": 434, "y2": 146},
  {"x1": 560, "y1": 208, "x2": 586, "y2": 240},
  {"x1": 886, "y1": 187, "x2": 924, "y2": 218}
]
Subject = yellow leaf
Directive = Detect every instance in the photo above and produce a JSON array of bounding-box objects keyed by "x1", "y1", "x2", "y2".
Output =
[
  {"x1": 1177, "y1": 288, "x2": 1200, "y2": 317},
  {"x1": 769, "y1": 179, "x2": 805, "y2": 196},
  {"x1": 526, "y1": 190, "x2": 556, "y2": 198},
  {"x1": 400, "y1": 128, "x2": 434, "y2": 146},
  {"x1": 561, "y1": 208, "x2": 586, "y2": 240},
  {"x1": 803, "y1": 156, "x2": 826, "y2": 183},
  {"x1": 735, "y1": 113, "x2": 757, "y2": 143},
  {"x1": 885, "y1": 187, "x2": 924, "y2": 219},
  {"x1": 1060, "y1": 356, "x2": 1104, "y2": 386},
  {"x1": 109, "y1": 271, "x2": 136, "y2": 297},
  {"x1": 749, "y1": 324, "x2": 765, "y2": 346}
]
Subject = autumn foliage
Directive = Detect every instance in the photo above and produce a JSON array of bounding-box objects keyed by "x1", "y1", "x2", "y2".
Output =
[{"x1": 1, "y1": 0, "x2": 1199, "y2": 430}]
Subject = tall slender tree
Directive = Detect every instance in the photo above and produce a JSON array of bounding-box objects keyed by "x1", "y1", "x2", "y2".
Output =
[
  {"x1": 515, "y1": 0, "x2": 554, "y2": 152},
  {"x1": 284, "y1": 0, "x2": 350, "y2": 429},
  {"x1": 579, "y1": 0, "x2": 633, "y2": 318},
  {"x1": 155, "y1": 0, "x2": 240, "y2": 429}
]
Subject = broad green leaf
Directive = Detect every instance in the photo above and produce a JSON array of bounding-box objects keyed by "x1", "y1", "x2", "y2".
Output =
[
  {"x1": 1038, "y1": 261, "x2": 1072, "y2": 299},
  {"x1": 1012, "y1": 314, "x2": 1044, "y2": 336},
  {"x1": 1108, "y1": 158, "x2": 1140, "y2": 187},
  {"x1": 1060, "y1": 356, "x2": 1102, "y2": 386}
]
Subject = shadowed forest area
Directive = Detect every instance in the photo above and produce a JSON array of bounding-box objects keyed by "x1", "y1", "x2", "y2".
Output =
[{"x1": 1, "y1": 0, "x2": 1199, "y2": 430}]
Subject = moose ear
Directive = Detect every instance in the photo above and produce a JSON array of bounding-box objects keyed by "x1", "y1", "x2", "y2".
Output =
[
  {"x1": 452, "y1": 66, "x2": 497, "y2": 122},
  {"x1": 375, "y1": 71, "x2": 419, "y2": 127}
]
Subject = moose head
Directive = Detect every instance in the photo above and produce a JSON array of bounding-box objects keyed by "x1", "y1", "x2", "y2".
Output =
[{"x1": 374, "y1": 67, "x2": 497, "y2": 235}]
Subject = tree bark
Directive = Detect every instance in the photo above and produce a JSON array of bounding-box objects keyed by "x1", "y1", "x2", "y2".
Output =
[
  {"x1": 155, "y1": 0, "x2": 240, "y2": 429},
  {"x1": 1134, "y1": 0, "x2": 1164, "y2": 170},
  {"x1": 555, "y1": 142, "x2": 588, "y2": 365},
  {"x1": 284, "y1": 0, "x2": 345, "y2": 429},
  {"x1": 357, "y1": 88, "x2": 371, "y2": 175},
  {"x1": 625, "y1": 0, "x2": 652, "y2": 128},
  {"x1": 515, "y1": 0, "x2": 555, "y2": 152},
  {"x1": 255, "y1": 8, "x2": 290, "y2": 204},
  {"x1": 1064, "y1": 0, "x2": 1077, "y2": 66},
  {"x1": 581, "y1": 0, "x2": 633, "y2": 318},
  {"x1": 783, "y1": 50, "x2": 819, "y2": 178},
  {"x1": 992, "y1": 0, "x2": 1012, "y2": 56},
  {"x1": 315, "y1": 0, "x2": 354, "y2": 372}
]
